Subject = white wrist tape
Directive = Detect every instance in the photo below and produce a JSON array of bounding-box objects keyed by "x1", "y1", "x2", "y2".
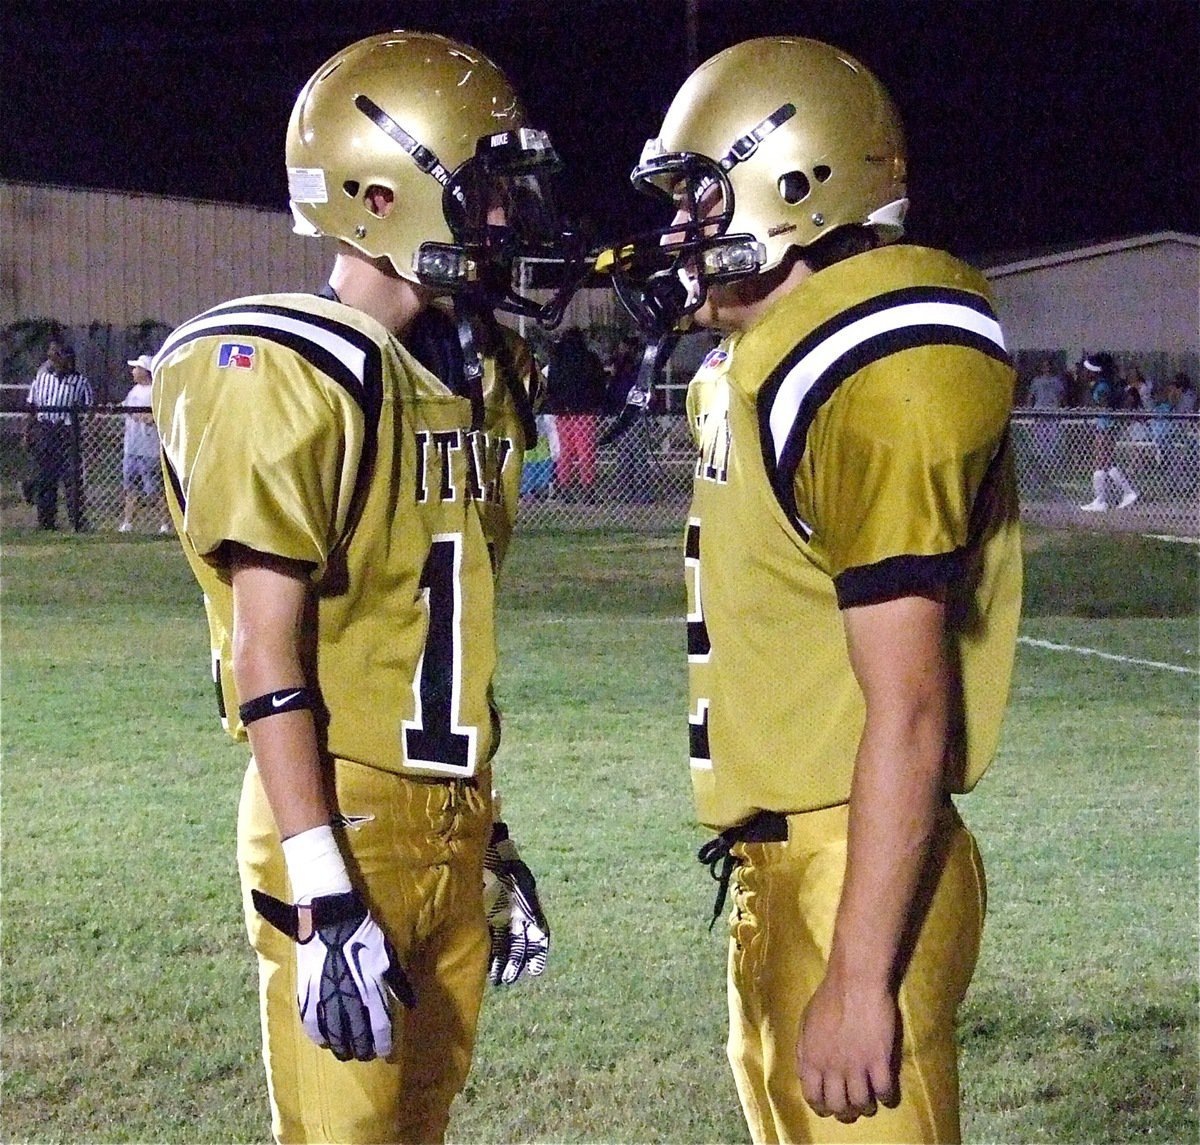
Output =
[{"x1": 281, "y1": 824, "x2": 352, "y2": 903}]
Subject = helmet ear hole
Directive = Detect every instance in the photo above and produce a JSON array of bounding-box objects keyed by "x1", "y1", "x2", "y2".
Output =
[
  {"x1": 813, "y1": 165, "x2": 832, "y2": 183},
  {"x1": 778, "y1": 171, "x2": 811, "y2": 204},
  {"x1": 342, "y1": 180, "x2": 360, "y2": 198},
  {"x1": 363, "y1": 185, "x2": 395, "y2": 219}
]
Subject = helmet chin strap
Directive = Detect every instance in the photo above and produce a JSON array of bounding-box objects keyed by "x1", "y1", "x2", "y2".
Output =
[
  {"x1": 611, "y1": 265, "x2": 692, "y2": 337},
  {"x1": 452, "y1": 306, "x2": 486, "y2": 432}
]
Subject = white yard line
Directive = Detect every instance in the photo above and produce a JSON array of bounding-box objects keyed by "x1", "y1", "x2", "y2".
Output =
[
  {"x1": 1142, "y1": 534, "x2": 1200, "y2": 545},
  {"x1": 1018, "y1": 636, "x2": 1199, "y2": 676}
]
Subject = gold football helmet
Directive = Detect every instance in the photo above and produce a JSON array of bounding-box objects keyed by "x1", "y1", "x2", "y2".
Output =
[
  {"x1": 613, "y1": 36, "x2": 908, "y2": 329},
  {"x1": 286, "y1": 31, "x2": 583, "y2": 322}
]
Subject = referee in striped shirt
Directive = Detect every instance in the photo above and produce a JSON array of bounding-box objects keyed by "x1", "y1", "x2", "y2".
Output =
[{"x1": 24, "y1": 339, "x2": 94, "y2": 530}]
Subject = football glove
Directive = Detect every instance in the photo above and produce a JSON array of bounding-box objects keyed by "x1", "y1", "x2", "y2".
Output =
[
  {"x1": 252, "y1": 887, "x2": 415, "y2": 1062},
  {"x1": 483, "y1": 821, "x2": 550, "y2": 986}
]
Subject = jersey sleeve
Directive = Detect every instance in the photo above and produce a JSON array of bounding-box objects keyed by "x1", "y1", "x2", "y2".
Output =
[
  {"x1": 805, "y1": 343, "x2": 1013, "y2": 608},
  {"x1": 157, "y1": 339, "x2": 367, "y2": 580}
]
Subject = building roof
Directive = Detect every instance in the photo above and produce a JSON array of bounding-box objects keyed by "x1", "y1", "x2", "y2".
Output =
[{"x1": 982, "y1": 231, "x2": 1200, "y2": 278}]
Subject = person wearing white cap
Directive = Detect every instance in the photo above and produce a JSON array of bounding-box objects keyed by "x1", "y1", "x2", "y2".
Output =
[
  {"x1": 119, "y1": 354, "x2": 170, "y2": 532},
  {"x1": 1079, "y1": 351, "x2": 1138, "y2": 511}
]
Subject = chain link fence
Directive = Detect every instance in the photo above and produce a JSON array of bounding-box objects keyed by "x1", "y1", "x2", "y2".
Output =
[
  {"x1": 1, "y1": 408, "x2": 1196, "y2": 538},
  {"x1": 1010, "y1": 409, "x2": 1198, "y2": 536}
]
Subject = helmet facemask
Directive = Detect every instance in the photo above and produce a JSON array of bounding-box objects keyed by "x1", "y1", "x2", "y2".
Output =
[
  {"x1": 428, "y1": 128, "x2": 589, "y2": 325},
  {"x1": 613, "y1": 107, "x2": 800, "y2": 334}
]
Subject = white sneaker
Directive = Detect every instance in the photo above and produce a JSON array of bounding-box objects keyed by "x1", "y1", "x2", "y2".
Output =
[
  {"x1": 158, "y1": 524, "x2": 172, "y2": 533},
  {"x1": 118, "y1": 521, "x2": 133, "y2": 532},
  {"x1": 1116, "y1": 490, "x2": 1138, "y2": 509},
  {"x1": 1079, "y1": 499, "x2": 1108, "y2": 512}
]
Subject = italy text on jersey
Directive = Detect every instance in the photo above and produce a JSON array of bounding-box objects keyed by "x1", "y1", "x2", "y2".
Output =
[{"x1": 415, "y1": 429, "x2": 514, "y2": 506}]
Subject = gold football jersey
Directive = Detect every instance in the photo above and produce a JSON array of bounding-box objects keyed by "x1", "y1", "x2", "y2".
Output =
[
  {"x1": 685, "y1": 245, "x2": 1023, "y2": 828},
  {"x1": 153, "y1": 292, "x2": 507, "y2": 779}
]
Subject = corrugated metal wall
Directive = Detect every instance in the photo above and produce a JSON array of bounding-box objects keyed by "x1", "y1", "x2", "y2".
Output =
[
  {"x1": 988, "y1": 241, "x2": 1200, "y2": 360},
  {"x1": 1, "y1": 180, "x2": 334, "y2": 327},
  {"x1": 0, "y1": 180, "x2": 630, "y2": 401},
  {"x1": 0, "y1": 180, "x2": 629, "y2": 333}
]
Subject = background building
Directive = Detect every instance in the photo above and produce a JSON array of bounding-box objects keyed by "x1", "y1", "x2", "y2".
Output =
[
  {"x1": 6, "y1": 180, "x2": 1196, "y2": 400},
  {"x1": 981, "y1": 231, "x2": 1200, "y2": 389}
]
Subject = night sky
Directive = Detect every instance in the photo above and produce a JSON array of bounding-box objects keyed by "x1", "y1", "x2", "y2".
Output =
[{"x1": 2, "y1": 0, "x2": 1196, "y2": 261}]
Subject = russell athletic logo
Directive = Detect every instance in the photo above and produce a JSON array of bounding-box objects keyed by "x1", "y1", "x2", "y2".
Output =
[{"x1": 217, "y1": 342, "x2": 256, "y2": 370}]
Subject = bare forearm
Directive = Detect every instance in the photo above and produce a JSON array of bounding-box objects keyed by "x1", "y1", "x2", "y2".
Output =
[
  {"x1": 234, "y1": 659, "x2": 329, "y2": 842},
  {"x1": 796, "y1": 592, "x2": 952, "y2": 1120},
  {"x1": 230, "y1": 553, "x2": 330, "y2": 841},
  {"x1": 829, "y1": 700, "x2": 947, "y2": 987}
]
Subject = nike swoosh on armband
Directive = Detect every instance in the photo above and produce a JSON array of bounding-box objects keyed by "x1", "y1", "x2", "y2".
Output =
[{"x1": 273, "y1": 690, "x2": 303, "y2": 708}]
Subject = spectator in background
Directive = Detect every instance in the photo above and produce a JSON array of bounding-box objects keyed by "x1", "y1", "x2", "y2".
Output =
[
  {"x1": 1026, "y1": 358, "x2": 1065, "y2": 408},
  {"x1": 1128, "y1": 366, "x2": 1154, "y2": 411},
  {"x1": 544, "y1": 327, "x2": 607, "y2": 501},
  {"x1": 1118, "y1": 368, "x2": 1145, "y2": 411},
  {"x1": 24, "y1": 338, "x2": 94, "y2": 530},
  {"x1": 119, "y1": 354, "x2": 170, "y2": 533},
  {"x1": 1119, "y1": 367, "x2": 1150, "y2": 443},
  {"x1": 1163, "y1": 372, "x2": 1199, "y2": 477},
  {"x1": 1026, "y1": 357, "x2": 1065, "y2": 465},
  {"x1": 1066, "y1": 360, "x2": 1091, "y2": 408},
  {"x1": 1079, "y1": 352, "x2": 1138, "y2": 511},
  {"x1": 1149, "y1": 384, "x2": 1175, "y2": 466},
  {"x1": 520, "y1": 413, "x2": 558, "y2": 502},
  {"x1": 1169, "y1": 371, "x2": 1197, "y2": 415}
]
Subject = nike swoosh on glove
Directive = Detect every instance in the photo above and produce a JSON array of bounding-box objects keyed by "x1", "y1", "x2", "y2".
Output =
[
  {"x1": 483, "y1": 820, "x2": 550, "y2": 986},
  {"x1": 252, "y1": 887, "x2": 415, "y2": 1061}
]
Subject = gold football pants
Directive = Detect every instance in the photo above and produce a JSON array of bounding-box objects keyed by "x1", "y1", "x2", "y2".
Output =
[
  {"x1": 726, "y1": 800, "x2": 985, "y2": 1144},
  {"x1": 237, "y1": 757, "x2": 492, "y2": 1144}
]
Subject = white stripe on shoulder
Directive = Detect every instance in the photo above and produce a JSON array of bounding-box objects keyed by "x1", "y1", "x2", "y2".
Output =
[
  {"x1": 768, "y1": 300, "x2": 1006, "y2": 465},
  {"x1": 158, "y1": 307, "x2": 368, "y2": 383}
]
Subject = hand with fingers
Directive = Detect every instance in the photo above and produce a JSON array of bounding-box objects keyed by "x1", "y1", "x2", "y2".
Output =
[
  {"x1": 796, "y1": 970, "x2": 899, "y2": 1124},
  {"x1": 253, "y1": 887, "x2": 415, "y2": 1062},
  {"x1": 483, "y1": 820, "x2": 550, "y2": 986}
]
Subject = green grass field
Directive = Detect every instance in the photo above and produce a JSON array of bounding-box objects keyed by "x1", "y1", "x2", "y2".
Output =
[{"x1": 2, "y1": 524, "x2": 1196, "y2": 1144}]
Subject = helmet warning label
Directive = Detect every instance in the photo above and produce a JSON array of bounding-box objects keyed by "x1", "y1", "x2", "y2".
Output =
[{"x1": 287, "y1": 167, "x2": 329, "y2": 204}]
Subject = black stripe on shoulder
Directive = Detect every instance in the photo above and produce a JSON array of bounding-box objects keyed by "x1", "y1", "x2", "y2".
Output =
[
  {"x1": 157, "y1": 302, "x2": 386, "y2": 529},
  {"x1": 159, "y1": 303, "x2": 383, "y2": 431},
  {"x1": 765, "y1": 286, "x2": 999, "y2": 398},
  {"x1": 757, "y1": 290, "x2": 1009, "y2": 537}
]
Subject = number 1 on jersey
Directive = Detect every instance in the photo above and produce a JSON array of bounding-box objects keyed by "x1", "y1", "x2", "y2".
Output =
[{"x1": 403, "y1": 533, "x2": 477, "y2": 773}]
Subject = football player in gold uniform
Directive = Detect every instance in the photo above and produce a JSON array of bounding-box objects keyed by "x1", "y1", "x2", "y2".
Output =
[
  {"x1": 152, "y1": 32, "x2": 573, "y2": 1144},
  {"x1": 613, "y1": 37, "x2": 1022, "y2": 1143}
]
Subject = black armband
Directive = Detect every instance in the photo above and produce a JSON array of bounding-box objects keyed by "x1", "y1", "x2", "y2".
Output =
[{"x1": 238, "y1": 687, "x2": 317, "y2": 726}]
